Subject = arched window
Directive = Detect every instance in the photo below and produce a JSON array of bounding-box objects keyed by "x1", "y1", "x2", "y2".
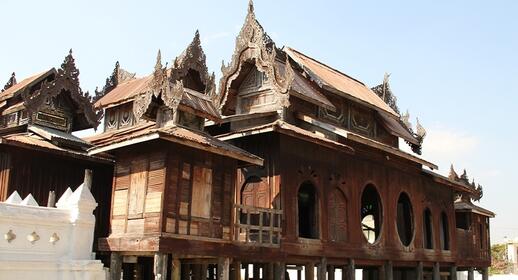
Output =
[
  {"x1": 298, "y1": 181, "x2": 319, "y2": 239},
  {"x1": 440, "y1": 212, "x2": 450, "y2": 250},
  {"x1": 328, "y1": 188, "x2": 347, "y2": 242},
  {"x1": 361, "y1": 185, "x2": 382, "y2": 243},
  {"x1": 396, "y1": 192, "x2": 414, "y2": 246},
  {"x1": 423, "y1": 208, "x2": 434, "y2": 249}
]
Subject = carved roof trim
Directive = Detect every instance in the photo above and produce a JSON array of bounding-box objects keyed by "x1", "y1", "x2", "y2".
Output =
[
  {"x1": 93, "y1": 61, "x2": 136, "y2": 103},
  {"x1": 218, "y1": 0, "x2": 294, "y2": 110},
  {"x1": 21, "y1": 50, "x2": 102, "y2": 130},
  {"x1": 2, "y1": 72, "x2": 17, "y2": 92}
]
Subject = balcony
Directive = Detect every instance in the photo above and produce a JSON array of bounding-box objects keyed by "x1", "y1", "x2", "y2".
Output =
[{"x1": 233, "y1": 204, "x2": 283, "y2": 247}]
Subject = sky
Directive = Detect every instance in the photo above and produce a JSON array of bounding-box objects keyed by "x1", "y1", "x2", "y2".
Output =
[{"x1": 1, "y1": 0, "x2": 517, "y2": 243}]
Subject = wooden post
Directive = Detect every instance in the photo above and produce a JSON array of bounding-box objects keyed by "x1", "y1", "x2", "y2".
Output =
[
  {"x1": 193, "y1": 264, "x2": 202, "y2": 280},
  {"x1": 263, "y1": 263, "x2": 273, "y2": 280},
  {"x1": 275, "y1": 262, "x2": 286, "y2": 280},
  {"x1": 154, "y1": 253, "x2": 168, "y2": 280},
  {"x1": 110, "y1": 252, "x2": 122, "y2": 280},
  {"x1": 467, "y1": 267, "x2": 474, "y2": 280},
  {"x1": 346, "y1": 259, "x2": 355, "y2": 280},
  {"x1": 432, "y1": 262, "x2": 440, "y2": 280},
  {"x1": 450, "y1": 266, "x2": 457, "y2": 280},
  {"x1": 297, "y1": 265, "x2": 302, "y2": 280},
  {"x1": 378, "y1": 264, "x2": 386, "y2": 280},
  {"x1": 328, "y1": 265, "x2": 335, "y2": 280},
  {"x1": 171, "y1": 258, "x2": 181, "y2": 280},
  {"x1": 416, "y1": 262, "x2": 423, "y2": 280},
  {"x1": 232, "y1": 261, "x2": 241, "y2": 280},
  {"x1": 481, "y1": 267, "x2": 488, "y2": 280},
  {"x1": 218, "y1": 258, "x2": 230, "y2": 280},
  {"x1": 318, "y1": 258, "x2": 327, "y2": 280},
  {"x1": 305, "y1": 263, "x2": 315, "y2": 280},
  {"x1": 384, "y1": 261, "x2": 393, "y2": 280},
  {"x1": 202, "y1": 263, "x2": 209, "y2": 280},
  {"x1": 244, "y1": 263, "x2": 249, "y2": 280}
]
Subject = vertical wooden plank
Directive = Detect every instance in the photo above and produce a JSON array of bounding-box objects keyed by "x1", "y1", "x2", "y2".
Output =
[
  {"x1": 384, "y1": 261, "x2": 393, "y2": 280},
  {"x1": 450, "y1": 266, "x2": 457, "y2": 280},
  {"x1": 171, "y1": 258, "x2": 181, "y2": 280},
  {"x1": 347, "y1": 259, "x2": 355, "y2": 280},
  {"x1": 432, "y1": 262, "x2": 440, "y2": 280},
  {"x1": 416, "y1": 262, "x2": 423, "y2": 280},
  {"x1": 218, "y1": 258, "x2": 230, "y2": 280},
  {"x1": 154, "y1": 253, "x2": 168, "y2": 280},
  {"x1": 467, "y1": 267, "x2": 474, "y2": 280},
  {"x1": 128, "y1": 158, "x2": 148, "y2": 218},
  {"x1": 318, "y1": 258, "x2": 327, "y2": 280},
  {"x1": 305, "y1": 263, "x2": 314, "y2": 280},
  {"x1": 232, "y1": 261, "x2": 241, "y2": 280},
  {"x1": 481, "y1": 267, "x2": 488, "y2": 280},
  {"x1": 110, "y1": 252, "x2": 122, "y2": 280}
]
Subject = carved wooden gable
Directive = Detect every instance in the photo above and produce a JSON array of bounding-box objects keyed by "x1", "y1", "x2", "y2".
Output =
[
  {"x1": 219, "y1": 0, "x2": 294, "y2": 116},
  {"x1": 1, "y1": 51, "x2": 101, "y2": 132},
  {"x1": 132, "y1": 32, "x2": 218, "y2": 129}
]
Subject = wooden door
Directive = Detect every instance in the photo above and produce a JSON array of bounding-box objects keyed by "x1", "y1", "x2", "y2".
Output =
[
  {"x1": 241, "y1": 176, "x2": 270, "y2": 208},
  {"x1": 128, "y1": 158, "x2": 148, "y2": 219}
]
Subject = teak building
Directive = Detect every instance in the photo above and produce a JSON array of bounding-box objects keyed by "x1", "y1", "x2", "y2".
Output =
[
  {"x1": 0, "y1": 2, "x2": 494, "y2": 280},
  {"x1": 0, "y1": 51, "x2": 113, "y2": 248}
]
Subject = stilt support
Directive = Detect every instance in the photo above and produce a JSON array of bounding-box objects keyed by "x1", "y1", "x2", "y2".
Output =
[
  {"x1": 110, "y1": 252, "x2": 122, "y2": 280},
  {"x1": 153, "y1": 253, "x2": 168, "y2": 280},
  {"x1": 171, "y1": 258, "x2": 181, "y2": 280},
  {"x1": 218, "y1": 257, "x2": 230, "y2": 280},
  {"x1": 416, "y1": 261, "x2": 423, "y2": 280}
]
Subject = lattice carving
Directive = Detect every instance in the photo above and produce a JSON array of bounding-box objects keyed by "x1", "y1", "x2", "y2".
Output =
[
  {"x1": 21, "y1": 50, "x2": 102, "y2": 129},
  {"x1": 2, "y1": 72, "x2": 17, "y2": 92},
  {"x1": 171, "y1": 30, "x2": 216, "y2": 99},
  {"x1": 219, "y1": 0, "x2": 294, "y2": 110}
]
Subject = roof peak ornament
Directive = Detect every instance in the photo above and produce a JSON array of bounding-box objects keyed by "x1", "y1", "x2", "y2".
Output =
[
  {"x1": 1, "y1": 72, "x2": 17, "y2": 92},
  {"x1": 218, "y1": 0, "x2": 294, "y2": 111},
  {"x1": 450, "y1": 165, "x2": 484, "y2": 202},
  {"x1": 94, "y1": 61, "x2": 136, "y2": 103},
  {"x1": 371, "y1": 72, "x2": 399, "y2": 114},
  {"x1": 21, "y1": 49, "x2": 102, "y2": 130}
]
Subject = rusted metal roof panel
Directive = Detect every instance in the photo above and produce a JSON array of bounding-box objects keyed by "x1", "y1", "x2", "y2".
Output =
[
  {"x1": 85, "y1": 123, "x2": 262, "y2": 165},
  {"x1": 94, "y1": 75, "x2": 153, "y2": 109},
  {"x1": 284, "y1": 47, "x2": 398, "y2": 116},
  {"x1": 181, "y1": 89, "x2": 220, "y2": 120},
  {"x1": 0, "y1": 69, "x2": 55, "y2": 102}
]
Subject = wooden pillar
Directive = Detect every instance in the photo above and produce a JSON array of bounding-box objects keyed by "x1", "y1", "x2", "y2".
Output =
[
  {"x1": 275, "y1": 262, "x2": 286, "y2": 280},
  {"x1": 193, "y1": 264, "x2": 202, "y2": 280},
  {"x1": 265, "y1": 263, "x2": 274, "y2": 280},
  {"x1": 318, "y1": 258, "x2": 327, "y2": 280},
  {"x1": 154, "y1": 253, "x2": 168, "y2": 280},
  {"x1": 346, "y1": 259, "x2": 355, "y2": 280},
  {"x1": 432, "y1": 262, "x2": 440, "y2": 280},
  {"x1": 384, "y1": 261, "x2": 393, "y2": 280},
  {"x1": 449, "y1": 266, "x2": 457, "y2": 280},
  {"x1": 328, "y1": 265, "x2": 335, "y2": 280},
  {"x1": 218, "y1": 258, "x2": 230, "y2": 280},
  {"x1": 171, "y1": 258, "x2": 181, "y2": 280},
  {"x1": 201, "y1": 263, "x2": 209, "y2": 280},
  {"x1": 110, "y1": 252, "x2": 122, "y2": 280},
  {"x1": 232, "y1": 261, "x2": 242, "y2": 280},
  {"x1": 481, "y1": 267, "x2": 489, "y2": 280},
  {"x1": 305, "y1": 263, "x2": 315, "y2": 280},
  {"x1": 378, "y1": 264, "x2": 386, "y2": 280},
  {"x1": 467, "y1": 267, "x2": 474, "y2": 280},
  {"x1": 416, "y1": 262, "x2": 423, "y2": 280},
  {"x1": 297, "y1": 265, "x2": 302, "y2": 280}
]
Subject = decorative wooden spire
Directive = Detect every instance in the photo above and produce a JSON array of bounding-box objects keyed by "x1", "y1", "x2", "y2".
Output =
[
  {"x1": 448, "y1": 164, "x2": 459, "y2": 180},
  {"x1": 94, "y1": 61, "x2": 136, "y2": 102},
  {"x1": 371, "y1": 73, "x2": 399, "y2": 114},
  {"x1": 2, "y1": 72, "x2": 17, "y2": 92}
]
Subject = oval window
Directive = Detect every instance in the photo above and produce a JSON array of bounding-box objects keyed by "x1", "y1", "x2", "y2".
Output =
[
  {"x1": 361, "y1": 185, "x2": 383, "y2": 243},
  {"x1": 396, "y1": 192, "x2": 414, "y2": 246}
]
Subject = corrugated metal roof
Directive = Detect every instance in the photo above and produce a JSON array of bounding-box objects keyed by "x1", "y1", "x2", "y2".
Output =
[
  {"x1": 455, "y1": 201, "x2": 495, "y2": 217},
  {"x1": 94, "y1": 75, "x2": 153, "y2": 109},
  {"x1": 284, "y1": 47, "x2": 398, "y2": 116},
  {"x1": 0, "y1": 69, "x2": 55, "y2": 102},
  {"x1": 181, "y1": 89, "x2": 221, "y2": 120},
  {"x1": 85, "y1": 123, "x2": 262, "y2": 165}
]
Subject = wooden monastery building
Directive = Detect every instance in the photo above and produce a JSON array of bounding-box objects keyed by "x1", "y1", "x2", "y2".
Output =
[{"x1": 0, "y1": 1, "x2": 494, "y2": 280}]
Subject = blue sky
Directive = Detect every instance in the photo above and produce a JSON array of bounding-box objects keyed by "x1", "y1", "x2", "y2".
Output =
[{"x1": 1, "y1": 0, "x2": 517, "y2": 243}]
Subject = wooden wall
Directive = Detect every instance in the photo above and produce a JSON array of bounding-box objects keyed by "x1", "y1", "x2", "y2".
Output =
[
  {"x1": 110, "y1": 140, "x2": 236, "y2": 241},
  {"x1": 0, "y1": 145, "x2": 114, "y2": 252}
]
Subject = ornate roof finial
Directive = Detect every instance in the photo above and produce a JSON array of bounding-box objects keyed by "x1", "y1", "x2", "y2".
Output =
[
  {"x1": 93, "y1": 61, "x2": 137, "y2": 102},
  {"x1": 248, "y1": 0, "x2": 254, "y2": 14},
  {"x1": 449, "y1": 164, "x2": 459, "y2": 180},
  {"x1": 2, "y1": 72, "x2": 17, "y2": 92},
  {"x1": 415, "y1": 117, "x2": 426, "y2": 139},
  {"x1": 155, "y1": 49, "x2": 163, "y2": 73},
  {"x1": 60, "y1": 48, "x2": 80, "y2": 84},
  {"x1": 460, "y1": 169, "x2": 469, "y2": 183}
]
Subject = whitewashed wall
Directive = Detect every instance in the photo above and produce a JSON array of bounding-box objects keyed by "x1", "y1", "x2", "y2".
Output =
[{"x1": 0, "y1": 183, "x2": 106, "y2": 280}]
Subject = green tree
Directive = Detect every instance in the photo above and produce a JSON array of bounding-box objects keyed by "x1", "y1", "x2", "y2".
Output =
[{"x1": 490, "y1": 244, "x2": 512, "y2": 275}]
